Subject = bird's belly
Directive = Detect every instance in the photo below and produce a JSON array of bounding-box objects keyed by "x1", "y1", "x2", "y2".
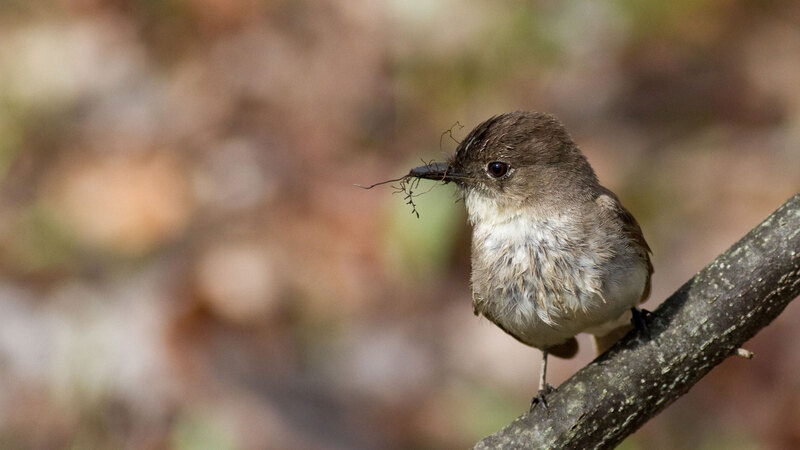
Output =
[
  {"x1": 470, "y1": 223, "x2": 646, "y2": 349},
  {"x1": 477, "y1": 278, "x2": 634, "y2": 349}
]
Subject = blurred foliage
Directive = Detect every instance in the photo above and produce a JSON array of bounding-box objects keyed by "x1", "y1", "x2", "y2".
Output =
[
  {"x1": 171, "y1": 410, "x2": 236, "y2": 450},
  {"x1": 6, "y1": 203, "x2": 78, "y2": 273},
  {"x1": 381, "y1": 171, "x2": 464, "y2": 280},
  {"x1": 0, "y1": 0, "x2": 798, "y2": 448}
]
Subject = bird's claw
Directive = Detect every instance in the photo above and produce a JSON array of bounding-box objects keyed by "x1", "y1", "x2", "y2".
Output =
[
  {"x1": 529, "y1": 383, "x2": 556, "y2": 411},
  {"x1": 631, "y1": 307, "x2": 652, "y2": 339}
]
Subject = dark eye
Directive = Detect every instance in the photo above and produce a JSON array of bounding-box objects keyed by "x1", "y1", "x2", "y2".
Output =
[{"x1": 486, "y1": 161, "x2": 509, "y2": 178}]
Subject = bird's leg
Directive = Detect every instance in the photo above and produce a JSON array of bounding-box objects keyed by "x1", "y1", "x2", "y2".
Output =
[
  {"x1": 631, "y1": 307, "x2": 651, "y2": 339},
  {"x1": 530, "y1": 349, "x2": 555, "y2": 411},
  {"x1": 538, "y1": 349, "x2": 549, "y2": 392}
]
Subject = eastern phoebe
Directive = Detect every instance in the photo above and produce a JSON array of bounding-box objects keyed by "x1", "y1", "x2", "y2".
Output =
[{"x1": 409, "y1": 111, "x2": 652, "y2": 406}]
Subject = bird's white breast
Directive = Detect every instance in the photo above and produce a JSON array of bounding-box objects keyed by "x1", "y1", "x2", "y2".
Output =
[{"x1": 466, "y1": 192, "x2": 646, "y2": 349}]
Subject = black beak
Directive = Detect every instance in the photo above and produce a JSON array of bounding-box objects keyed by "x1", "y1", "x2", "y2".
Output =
[{"x1": 408, "y1": 161, "x2": 466, "y2": 183}]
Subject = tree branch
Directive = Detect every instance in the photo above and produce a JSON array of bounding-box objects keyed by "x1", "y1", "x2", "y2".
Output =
[{"x1": 474, "y1": 192, "x2": 800, "y2": 450}]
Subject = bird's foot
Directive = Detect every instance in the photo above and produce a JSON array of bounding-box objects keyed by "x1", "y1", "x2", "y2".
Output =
[
  {"x1": 631, "y1": 307, "x2": 652, "y2": 339},
  {"x1": 529, "y1": 383, "x2": 556, "y2": 412}
]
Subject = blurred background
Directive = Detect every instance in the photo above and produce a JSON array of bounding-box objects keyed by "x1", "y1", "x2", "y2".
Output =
[{"x1": 0, "y1": 1, "x2": 799, "y2": 448}]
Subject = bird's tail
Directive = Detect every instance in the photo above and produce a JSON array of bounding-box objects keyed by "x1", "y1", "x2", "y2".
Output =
[
  {"x1": 549, "y1": 337, "x2": 579, "y2": 359},
  {"x1": 592, "y1": 323, "x2": 632, "y2": 355}
]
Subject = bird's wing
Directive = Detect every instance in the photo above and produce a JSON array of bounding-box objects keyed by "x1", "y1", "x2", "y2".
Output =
[
  {"x1": 595, "y1": 186, "x2": 653, "y2": 304},
  {"x1": 591, "y1": 187, "x2": 654, "y2": 356}
]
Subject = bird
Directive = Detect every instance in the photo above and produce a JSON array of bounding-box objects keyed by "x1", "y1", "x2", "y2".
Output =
[{"x1": 408, "y1": 111, "x2": 652, "y2": 406}]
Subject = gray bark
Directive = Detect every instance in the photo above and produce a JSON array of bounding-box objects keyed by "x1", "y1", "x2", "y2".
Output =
[{"x1": 474, "y1": 192, "x2": 800, "y2": 450}]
